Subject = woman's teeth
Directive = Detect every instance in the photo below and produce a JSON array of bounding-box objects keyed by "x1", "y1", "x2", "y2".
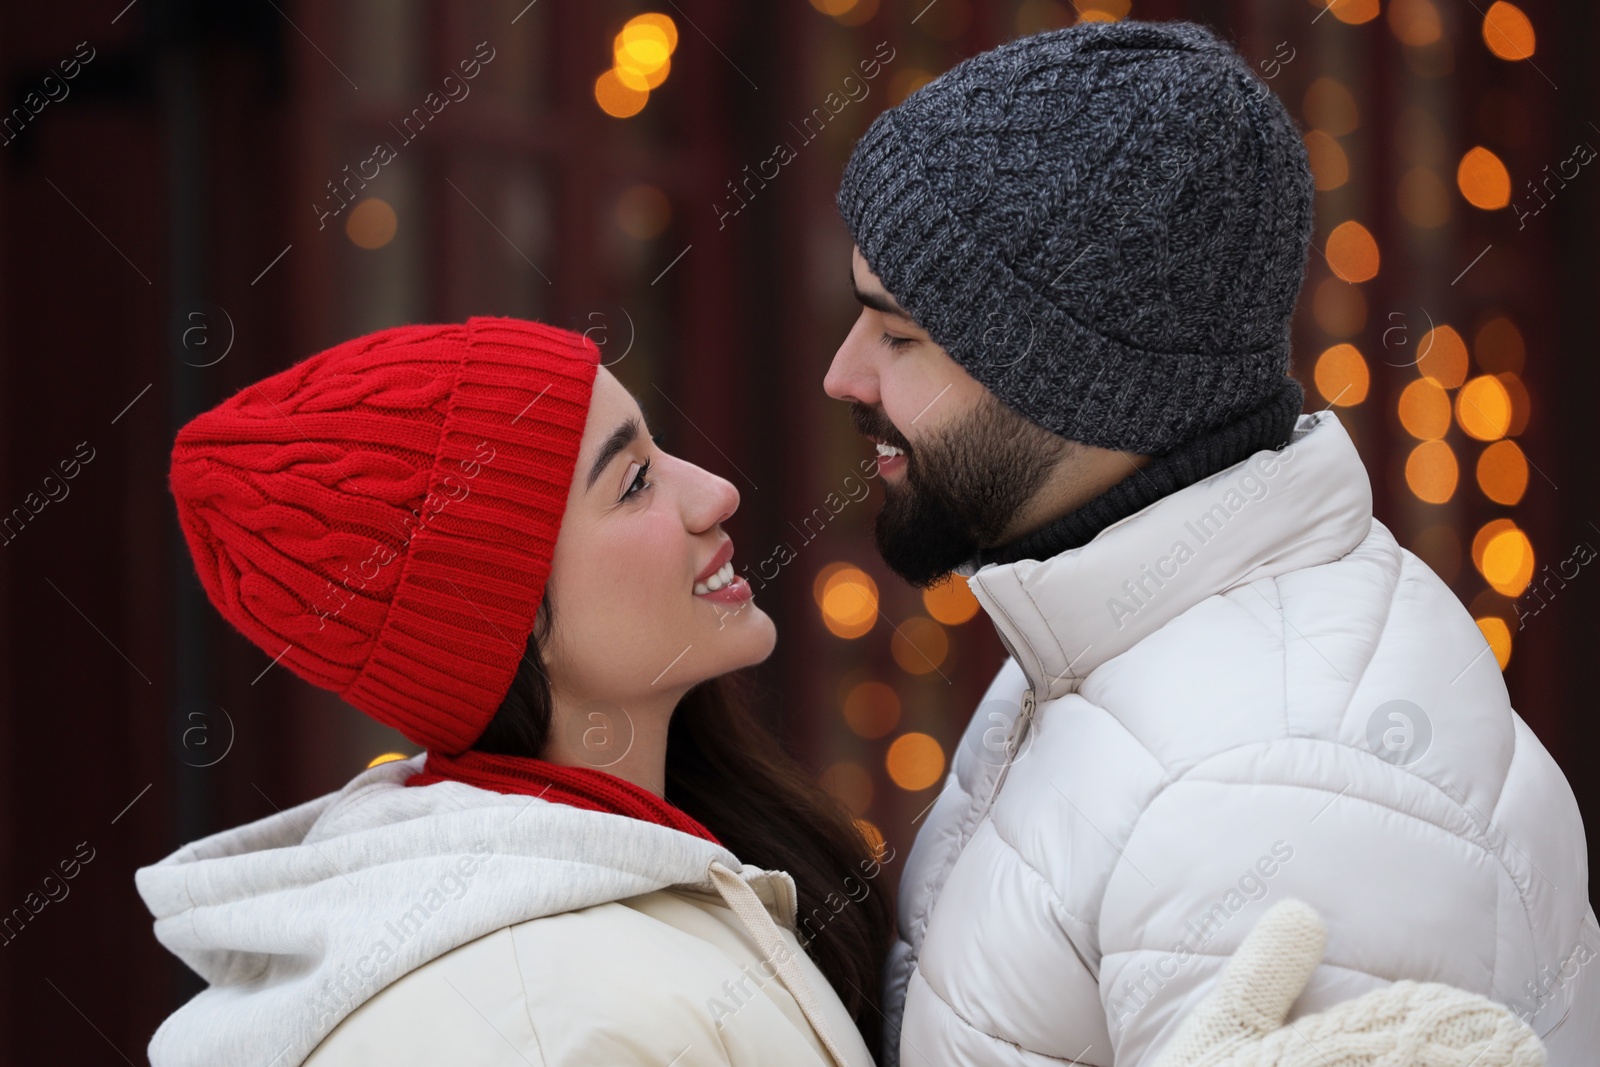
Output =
[
  {"x1": 693, "y1": 561, "x2": 736, "y2": 595},
  {"x1": 876, "y1": 442, "x2": 905, "y2": 458}
]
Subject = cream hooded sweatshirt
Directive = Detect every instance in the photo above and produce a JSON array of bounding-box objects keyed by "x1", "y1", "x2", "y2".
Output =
[{"x1": 135, "y1": 754, "x2": 873, "y2": 1067}]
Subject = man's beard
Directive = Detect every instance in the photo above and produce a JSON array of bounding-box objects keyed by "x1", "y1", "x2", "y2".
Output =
[{"x1": 852, "y1": 395, "x2": 1070, "y2": 588}]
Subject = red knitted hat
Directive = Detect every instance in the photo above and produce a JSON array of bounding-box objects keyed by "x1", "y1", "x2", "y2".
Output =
[{"x1": 169, "y1": 316, "x2": 600, "y2": 754}]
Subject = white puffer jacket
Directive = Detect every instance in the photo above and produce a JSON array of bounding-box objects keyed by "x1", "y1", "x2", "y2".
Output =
[
  {"x1": 136, "y1": 755, "x2": 873, "y2": 1067},
  {"x1": 883, "y1": 409, "x2": 1599, "y2": 1066}
]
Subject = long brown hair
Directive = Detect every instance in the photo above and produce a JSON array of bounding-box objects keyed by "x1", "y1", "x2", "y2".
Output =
[{"x1": 474, "y1": 597, "x2": 894, "y2": 1054}]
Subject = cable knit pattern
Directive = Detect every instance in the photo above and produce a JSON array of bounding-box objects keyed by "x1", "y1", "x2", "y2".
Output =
[
  {"x1": 168, "y1": 317, "x2": 599, "y2": 754},
  {"x1": 837, "y1": 20, "x2": 1315, "y2": 454},
  {"x1": 1154, "y1": 900, "x2": 1546, "y2": 1067}
]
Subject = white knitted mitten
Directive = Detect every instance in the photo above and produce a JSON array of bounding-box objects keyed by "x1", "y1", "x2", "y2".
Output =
[{"x1": 1150, "y1": 899, "x2": 1546, "y2": 1067}]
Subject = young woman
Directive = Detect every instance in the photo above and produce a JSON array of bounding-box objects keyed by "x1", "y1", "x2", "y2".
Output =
[{"x1": 139, "y1": 316, "x2": 891, "y2": 1066}]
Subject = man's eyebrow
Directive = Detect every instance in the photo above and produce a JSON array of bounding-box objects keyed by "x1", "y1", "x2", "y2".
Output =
[
  {"x1": 586, "y1": 417, "x2": 643, "y2": 492},
  {"x1": 849, "y1": 267, "x2": 914, "y2": 322}
]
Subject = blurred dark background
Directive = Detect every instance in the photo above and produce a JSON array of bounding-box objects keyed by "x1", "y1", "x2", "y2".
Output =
[{"x1": 2, "y1": 0, "x2": 1596, "y2": 1061}]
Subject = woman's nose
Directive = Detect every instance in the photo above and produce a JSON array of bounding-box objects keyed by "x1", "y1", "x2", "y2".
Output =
[{"x1": 686, "y1": 461, "x2": 739, "y2": 531}]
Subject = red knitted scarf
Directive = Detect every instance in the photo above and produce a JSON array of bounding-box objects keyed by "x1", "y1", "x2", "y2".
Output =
[{"x1": 405, "y1": 749, "x2": 722, "y2": 845}]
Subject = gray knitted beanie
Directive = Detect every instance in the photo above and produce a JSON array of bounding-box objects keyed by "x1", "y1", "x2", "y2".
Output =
[{"x1": 837, "y1": 19, "x2": 1314, "y2": 456}]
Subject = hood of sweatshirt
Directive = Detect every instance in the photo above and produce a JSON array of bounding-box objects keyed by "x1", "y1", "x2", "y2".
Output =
[{"x1": 135, "y1": 754, "x2": 760, "y2": 1067}]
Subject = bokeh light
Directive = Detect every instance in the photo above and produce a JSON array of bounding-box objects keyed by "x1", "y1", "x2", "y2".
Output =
[
  {"x1": 1457, "y1": 147, "x2": 1511, "y2": 209},
  {"x1": 1499, "y1": 373, "x2": 1531, "y2": 435},
  {"x1": 891, "y1": 616, "x2": 949, "y2": 674},
  {"x1": 1314, "y1": 344, "x2": 1370, "y2": 406},
  {"x1": 1304, "y1": 78, "x2": 1358, "y2": 136},
  {"x1": 922, "y1": 576, "x2": 981, "y2": 625},
  {"x1": 1480, "y1": 526, "x2": 1535, "y2": 597},
  {"x1": 594, "y1": 69, "x2": 648, "y2": 118},
  {"x1": 842, "y1": 680, "x2": 901, "y2": 739},
  {"x1": 886, "y1": 732, "x2": 945, "y2": 791},
  {"x1": 1312, "y1": 276, "x2": 1367, "y2": 336},
  {"x1": 1483, "y1": 2, "x2": 1536, "y2": 61},
  {"x1": 1477, "y1": 439, "x2": 1530, "y2": 505},
  {"x1": 1417, "y1": 324, "x2": 1469, "y2": 388},
  {"x1": 1305, "y1": 130, "x2": 1350, "y2": 191},
  {"x1": 1476, "y1": 616, "x2": 1514, "y2": 670},
  {"x1": 346, "y1": 198, "x2": 398, "y2": 249},
  {"x1": 821, "y1": 566, "x2": 879, "y2": 638},
  {"x1": 1398, "y1": 378, "x2": 1452, "y2": 440},
  {"x1": 1016, "y1": 0, "x2": 1073, "y2": 34},
  {"x1": 1406, "y1": 440, "x2": 1459, "y2": 504},
  {"x1": 1326, "y1": 221, "x2": 1379, "y2": 283},
  {"x1": 1389, "y1": 0, "x2": 1443, "y2": 45},
  {"x1": 1076, "y1": 0, "x2": 1131, "y2": 22},
  {"x1": 1329, "y1": 0, "x2": 1380, "y2": 25},
  {"x1": 1472, "y1": 518, "x2": 1519, "y2": 573},
  {"x1": 820, "y1": 761, "x2": 873, "y2": 815},
  {"x1": 1474, "y1": 317, "x2": 1526, "y2": 375},
  {"x1": 1398, "y1": 167, "x2": 1451, "y2": 228},
  {"x1": 1456, "y1": 374, "x2": 1513, "y2": 440}
]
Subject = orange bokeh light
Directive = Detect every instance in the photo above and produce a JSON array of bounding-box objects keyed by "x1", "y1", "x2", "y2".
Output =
[
  {"x1": 1457, "y1": 147, "x2": 1511, "y2": 210},
  {"x1": 842, "y1": 680, "x2": 902, "y2": 740},
  {"x1": 594, "y1": 69, "x2": 648, "y2": 118},
  {"x1": 1476, "y1": 440, "x2": 1529, "y2": 505},
  {"x1": 820, "y1": 566, "x2": 879, "y2": 638},
  {"x1": 1326, "y1": 221, "x2": 1379, "y2": 283},
  {"x1": 1416, "y1": 325, "x2": 1469, "y2": 389},
  {"x1": 1405, "y1": 440, "x2": 1458, "y2": 504},
  {"x1": 1398, "y1": 378, "x2": 1452, "y2": 440},
  {"x1": 1314, "y1": 344, "x2": 1370, "y2": 406},
  {"x1": 923, "y1": 576, "x2": 982, "y2": 625},
  {"x1": 891, "y1": 617, "x2": 949, "y2": 674},
  {"x1": 1456, "y1": 375, "x2": 1513, "y2": 441},
  {"x1": 886, "y1": 732, "x2": 946, "y2": 791},
  {"x1": 1483, "y1": 2, "x2": 1535, "y2": 61}
]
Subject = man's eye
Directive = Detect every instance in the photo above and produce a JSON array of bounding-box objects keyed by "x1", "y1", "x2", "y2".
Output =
[{"x1": 880, "y1": 333, "x2": 914, "y2": 350}]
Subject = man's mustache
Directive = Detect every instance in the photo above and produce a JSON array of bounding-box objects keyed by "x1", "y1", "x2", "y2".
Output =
[{"x1": 849, "y1": 403, "x2": 914, "y2": 454}]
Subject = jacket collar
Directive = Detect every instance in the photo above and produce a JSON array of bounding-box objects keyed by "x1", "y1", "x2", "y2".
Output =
[{"x1": 964, "y1": 411, "x2": 1374, "y2": 701}]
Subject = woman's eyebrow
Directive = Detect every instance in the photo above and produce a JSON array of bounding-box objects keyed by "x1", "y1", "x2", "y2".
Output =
[{"x1": 585, "y1": 417, "x2": 642, "y2": 491}]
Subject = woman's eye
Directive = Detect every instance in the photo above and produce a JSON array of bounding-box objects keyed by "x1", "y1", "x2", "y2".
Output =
[
  {"x1": 880, "y1": 332, "x2": 914, "y2": 350},
  {"x1": 623, "y1": 459, "x2": 652, "y2": 501}
]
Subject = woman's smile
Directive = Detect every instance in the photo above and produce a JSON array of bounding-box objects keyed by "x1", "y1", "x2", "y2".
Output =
[{"x1": 692, "y1": 539, "x2": 753, "y2": 603}]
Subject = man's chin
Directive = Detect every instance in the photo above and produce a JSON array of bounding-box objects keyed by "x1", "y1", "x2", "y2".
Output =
[{"x1": 873, "y1": 495, "x2": 978, "y2": 589}]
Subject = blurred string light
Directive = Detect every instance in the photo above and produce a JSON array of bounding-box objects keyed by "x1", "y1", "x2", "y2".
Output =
[
  {"x1": 1325, "y1": 220, "x2": 1380, "y2": 282},
  {"x1": 922, "y1": 575, "x2": 981, "y2": 625},
  {"x1": 808, "y1": 0, "x2": 880, "y2": 27},
  {"x1": 595, "y1": 13, "x2": 678, "y2": 118},
  {"x1": 1457, "y1": 146, "x2": 1511, "y2": 209},
  {"x1": 1406, "y1": 439, "x2": 1459, "y2": 504},
  {"x1": 842, "y1": 679, "x2": 901, "y2": 739},
  {"x1": 345, "y1": 197, "x2": 397, "y2": 249},
  {"x1": 1388, "y1": 0, "x2": 1443, "y2": 46},
  {"x1": 1308, "y1": 0, "x2": 1380, "y2": 26},
  {"x1": 891, "y1": 616, "x2": 949, "y2": 674},
  {"x1": 820, "y1": 761, "x2": 874, "y2": 814},
  {"x1": 1482, "y1": 1, "x2": 1535, "y2": 61},
  {"x1": 886, "y1": 732, "x2": 944, "y2": 791},
  {"x1": 1313, "y1": 343, "x2": 1369, "y2": 407},
  {"x1": 816, "y1": 563, "x2": 879, "y2": 638}
]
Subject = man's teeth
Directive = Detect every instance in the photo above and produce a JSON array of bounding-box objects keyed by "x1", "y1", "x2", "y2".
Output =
[
  {"x1": 693, "y1": 560, "x2": 736, "y2": 595},
  {"x1": 876, "y1": 442, "x2": 905, "y2": 458}
]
